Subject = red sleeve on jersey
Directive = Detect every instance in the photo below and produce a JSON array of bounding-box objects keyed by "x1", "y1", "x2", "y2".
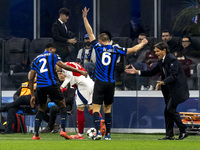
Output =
[{"x1": 64, "y1": 62, "x2": 86, "y2": 76}]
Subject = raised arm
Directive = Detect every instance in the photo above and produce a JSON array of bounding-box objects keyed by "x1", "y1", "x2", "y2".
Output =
[
  {"x1": 82, "y1": 7, "x2": 95, "y2": 42},
  {"x1": 126, "y1": 38, "x2": 148, "y2": 55}
]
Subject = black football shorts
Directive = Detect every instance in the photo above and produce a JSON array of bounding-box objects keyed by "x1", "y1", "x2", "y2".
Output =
[
  {"x1": 92, "y1": 79, "x2": 115, "y2": 105},
  {"x1": 37, "y1": 84, "x2": 64, "y2": 105}
]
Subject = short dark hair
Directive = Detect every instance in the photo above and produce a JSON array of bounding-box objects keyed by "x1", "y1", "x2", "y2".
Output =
[
  {"x1": 98, "y1": 33, "x2": 110, "y2": 42},
  {"x1": 45, "y1": 43, "x2": 56, "y2": 49},
  {"x1": 182, "y1": 35, "x2": 191, "y2": 42},
  {"x1": 162, "y1": 29, "x2": 170, "y2": 35},
  {"x1": 139, "y1": 33, "x2": 147, "y2": 37},
  {"x1": 154, "y1": 42, "x2": 170, "y2": 53},
  {"x1": 59, "y1": 8, "x2": 71, "y2": 16}
]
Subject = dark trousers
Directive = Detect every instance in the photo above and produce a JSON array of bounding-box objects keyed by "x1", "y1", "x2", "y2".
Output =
[
  {"x1": 4, "y1": 95, "x2": 31, "y2": 111},
  {"x1": 46, "y1": 105, "x2": 60, "y2": 129},
  {"x1": 4, "y1": 95, "x2": 32, "y2": 132},
  {"x1": 165, "y1": 98, "x2": 186, "y2": 136},
  {"x1": 56, "y1": 44, "x2": 77, "y2": 62}
]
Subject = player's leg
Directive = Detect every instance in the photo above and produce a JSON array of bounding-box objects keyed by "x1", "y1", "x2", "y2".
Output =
[
  {"x1": 49, "y1": 85, "x2": 71, "y2": 139},
  {"x1": 32, "y1": 88, "x2": 47, "y2": 140},
  {"x1": 70, "y1": 84, "x2": 90, "y2": 139},
  {"x1": 103, "y1": 104, "x2": 112, "y2": 140},
  {"x1": 92, "y1": 104, "x2": 102, "y2": 139},
  {"x1": 70, "y1": 106, "x2": 85, "y2": 139},
  {"x1": 56, "y1": 99, "x2": 71, "y2": 139},
  {"x1": 102, "y1": 82, "x2": 115, "y2": 140},
  {"x1": 33, "y1": 103, "x2": 46, "y2": 140},
  {"x1": 87, "y1": 105, "x2": 105, "y2": 136},
  {"x1": 88, "y1": 106, "x2": 103, "y2": 120},
  {"x1": 92, "y1": 80, "x2": 105, "y2": 140}
]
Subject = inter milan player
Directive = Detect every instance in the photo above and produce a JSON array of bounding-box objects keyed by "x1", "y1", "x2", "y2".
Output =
[
  {"x1": 82, "y1": 7, "x2": 148, "y2": 140},
  {"x1": 29, "y1": 43, "x2": 87, "y2": 140}
]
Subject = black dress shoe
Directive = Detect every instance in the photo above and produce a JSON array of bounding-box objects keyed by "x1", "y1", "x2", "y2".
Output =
[
  {"x1": 176, "y1": 132, "x2": 188, "y2": 140},
  {"x1": 158, "y1": 136, "x2": 175, "y2": 140}
]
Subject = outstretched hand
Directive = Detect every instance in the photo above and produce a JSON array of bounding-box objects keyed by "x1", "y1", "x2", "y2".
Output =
[
  {"x1": 125, "y1": 64, "x2": 137, "y2": 74},
  {"x1": 155, "y1": 81, "x2": 164, "y2": 91},
  {"x1": 82, "y1": 7, "x2": 90, "y2": 18},
  {"x1": 141, "y1": 38, "x2": 148, "y2": 45}
]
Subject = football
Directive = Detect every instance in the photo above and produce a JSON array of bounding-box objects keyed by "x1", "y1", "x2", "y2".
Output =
[{"x1": 86, "y1": 128, "x2": 96, "y2": 139}]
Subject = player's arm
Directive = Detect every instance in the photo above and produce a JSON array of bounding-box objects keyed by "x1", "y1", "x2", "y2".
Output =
[
  {"x1": 29, "y1": 70, "x2": 36, "y2": 108},
  {"x1": 61, "y1": 78, "x2": 70, "y2": 89},
  {"x1": 126, "y1": 38, "x2": 148, "y2": 55},
  {"x1": 82, "y1": 7, "x2": 95, "y2": 42},
  {"x1": 56, "y1": 61, "x2": 87, "y2": 78},
  {"x1": 60, "y1": 69, "x2": 72, "y2": 89}
]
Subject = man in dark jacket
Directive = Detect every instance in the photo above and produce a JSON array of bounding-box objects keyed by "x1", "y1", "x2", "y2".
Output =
[
  {"x1": 52, "y1": 8, "x2": 77, "y2": 62},
  {"x1": 125, "y1": 42, "x2": 189, "y2": 140},
  {"x1": 161, "y1": 30, "x2": 180, "y2": 53}
]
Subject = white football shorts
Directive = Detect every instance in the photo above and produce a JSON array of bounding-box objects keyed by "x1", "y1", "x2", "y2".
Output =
[{"x1": 75, "y1": 76, "x2": 94, "y2": 107}]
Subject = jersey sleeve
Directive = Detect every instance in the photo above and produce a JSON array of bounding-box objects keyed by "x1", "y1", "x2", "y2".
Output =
[
  {"x1": 54, "y1": 54, "x2": 61, "y2": 63},
  {"x1": 91, "y1": 40, "x2": 101, "y2": 49},
  {"x1": 31, "y1": 61, "x2": 36, "y2": 71},
  {"x1": 115, "y1": 46, "x2": 127, "y2": 55},
  {"x1": 61, "y1": 69, "x2": 73, "y2": 88}
]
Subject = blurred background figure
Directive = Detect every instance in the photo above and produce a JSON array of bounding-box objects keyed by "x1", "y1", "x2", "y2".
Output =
[{"x1": 52, "y1": 8, "x2": 77, "y2": 62}]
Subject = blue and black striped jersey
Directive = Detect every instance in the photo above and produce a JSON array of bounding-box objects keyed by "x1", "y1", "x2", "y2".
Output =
[
  {"x1": 92, "y1": 40, "x2": 127, "y2": 83},
  {"x1": 31, "y1": 51, "x2": 61, "y2": 88}
]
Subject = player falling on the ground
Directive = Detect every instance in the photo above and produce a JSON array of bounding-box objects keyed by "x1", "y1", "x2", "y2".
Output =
[{"x1": 56, "y1": 62, "x2": 106, "y2": 139}]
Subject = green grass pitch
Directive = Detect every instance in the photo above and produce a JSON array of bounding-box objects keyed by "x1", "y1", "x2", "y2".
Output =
[{"x1": 0, "y1": 133, "x2": 200, "y2": 150}]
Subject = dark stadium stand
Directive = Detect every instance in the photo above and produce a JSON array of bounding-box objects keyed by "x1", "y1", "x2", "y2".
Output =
[
  {"x1": 0, "y1": 36, "x2": 199, "y2": 90},
  {"x1": 29, "y1": 37, "x2": 53, "y2": 62}
]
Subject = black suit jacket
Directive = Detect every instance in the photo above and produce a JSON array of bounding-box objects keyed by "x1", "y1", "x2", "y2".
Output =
[
  {"x1": 51, "y1": 20, "x2": 74, "y2": 46},
  {"x1": 141, "y1": 53, "x2": 189, "y2": 106}
]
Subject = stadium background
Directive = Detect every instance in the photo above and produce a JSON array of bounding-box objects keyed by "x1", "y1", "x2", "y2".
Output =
[{"x1": 0, "y1": 0, "x2": 199, "y2": 133}]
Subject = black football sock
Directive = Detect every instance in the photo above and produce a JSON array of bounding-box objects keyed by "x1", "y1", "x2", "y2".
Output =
[
  {"x1": 60, "y1": 107, "x2": 67, "y2": 132},
  {"x1": 93, "y1": 112, "x2": 100, "y2": 134},
  {"x1": 105, "y1": 113, "x2": 112, "y2": 136},
  {"x1": 34, "y1": 111, "x2": 44, "y2": 136}
]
